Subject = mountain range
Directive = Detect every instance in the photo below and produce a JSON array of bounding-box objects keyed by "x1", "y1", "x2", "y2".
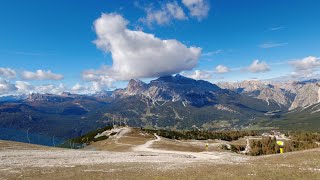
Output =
[{"x1": 0, "y1": 74, "x2": 319, "y2": 145}]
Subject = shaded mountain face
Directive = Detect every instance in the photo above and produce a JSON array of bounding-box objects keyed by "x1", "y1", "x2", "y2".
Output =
[
  {"x1": 267, "y1": 102, "x2": 320, "y2": 131},
  {"x1": 115, "y1": 74, "x2": 226, "y2": 107},
  {"x1": 0, "y1": 95, "x2": 26, "y2": 102},
  {"x1": 0, "y1": 93, "x2": 110, "y2": 140}
]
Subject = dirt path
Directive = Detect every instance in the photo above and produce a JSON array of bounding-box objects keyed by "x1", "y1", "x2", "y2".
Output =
[
  {"x1": 111, "y1": 127, "x2": 132, "y2": 145},
  {"x1": 132, "y1": 133, "x2": 160, "y2": 152},
  {"x1": 133, "y1": 133, "x2": 249, "y2": 162}
]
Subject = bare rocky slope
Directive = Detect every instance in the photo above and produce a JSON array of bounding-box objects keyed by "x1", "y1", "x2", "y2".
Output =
[{"x1": 218, "y1": 79, "x2": 320, "y2": 111}]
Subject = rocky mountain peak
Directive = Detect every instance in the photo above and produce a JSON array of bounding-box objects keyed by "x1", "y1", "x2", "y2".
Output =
[
  {"x1": 218, "y1": 80, "x2": 295, "y2": 108},
  {"x1": 151, "y1": 74, "x2": 194, "y2": 84},
  {"x1": 113, "y1": 74, "x2": 222, "y2": 106},
  {"x1": 126, "y1": 79, "x2": 147, "y2": 95},
  {"x1": 151, "y1": 74, "x2": 220, "y2": 90}
]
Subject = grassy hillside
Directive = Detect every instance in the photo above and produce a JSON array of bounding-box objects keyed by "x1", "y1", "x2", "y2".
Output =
[{"x1": 268, "y1": 103, "x2": 320, "y2": 131}]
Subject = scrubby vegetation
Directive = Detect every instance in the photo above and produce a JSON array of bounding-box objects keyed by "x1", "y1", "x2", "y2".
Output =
[
  {"x1": 59, "y1": 125, "x2": 113, "y2": 148},
  {"x1": 142, "y1": 128, "x2": 257, "y2": 141},
  {"x1": 230, "y1": 144, "x2": 246, "y2": 152},
  {"x1": 249, "y1": 132, "x2": 320, "y2": 156},
  {"x1": 283, "y1": 132, "x2": 320, "y2": 152},
  {"x1": 250, "y1": 137, "x2": 280, "y2": 156}
]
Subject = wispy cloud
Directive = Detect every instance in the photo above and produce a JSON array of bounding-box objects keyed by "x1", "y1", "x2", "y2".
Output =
[
  {"x1": 182, "y1": 0, "x2": 210, "y2": 20},
  {"x1": 202, "y1": 50, "x2": 223, "y2": 57},
  {"x1": 268, "y1": 26, "x2": 284, "y2": 31},
  {"x1": 6, "y1": 50, "x2": 55, "y2": 56},
  {"x1": 12, "y1": 51, "x2": 43, "y2": 56},
  {"x1": 259, "y1": 42, "x2": 288, "y2": 49},
  {"x1": 137, "y1": 0, "x2": 210, "y2": 27},
  {"x1": 138, "y1": 1, "x2": 187, "y2": 27}
]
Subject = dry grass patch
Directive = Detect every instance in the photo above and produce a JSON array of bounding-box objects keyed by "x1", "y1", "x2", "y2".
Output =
[{"x1": 84, "y1": 128, "x2": 153, "y2": 152}]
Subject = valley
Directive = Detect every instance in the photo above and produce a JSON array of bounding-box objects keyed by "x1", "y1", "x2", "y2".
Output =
[{"x1": 0, "y1": 75, "x2": 320, "y2": 146}]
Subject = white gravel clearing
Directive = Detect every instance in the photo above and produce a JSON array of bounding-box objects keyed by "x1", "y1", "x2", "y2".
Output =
[
  {"x1": 0, "y1": 149, "x2": 247, "y2": 168},
  {"x1": 0, "y1": 129, "x2": 250, "y2": 169}
]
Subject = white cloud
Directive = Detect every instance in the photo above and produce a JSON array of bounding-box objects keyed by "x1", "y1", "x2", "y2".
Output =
[
  {"x1": 246, "y1": 60, "x2": 270, "y2": 73},
  {"x1": 182, "y1": 70, "x2": 212, "y2": 80},
  {"x1": 71, "y1": 83, "x2": 87, "y2": 93},
  {"x1": 1, "y1": 80, "x2": 67, "y2": 95},
  {"x1": 72, "y1": 83, "x2": 105, "y2": 94},
  {"x1": 82, "y1": 66, "x2": 116, "y2": 89},
  {"x1": 15, "y1": 81, "x2": 34, "y2": 93},
  {"x1": 215, "y1": 65, "x2": 230, "y2": 74},
  {"x1": 288, "y1": 56, "x2": 320, "y2": 78},
  {"x1": 21, "y1": 70, "x2": 64, "y2": 81},
  {"x1": 289, "y1": 56, "x2": 320, "y2": 71},
  {"x1": 259, "y1": 42, "x2": 288, "y2": 49},
  {"x1": 182, "y1": 0, "x2": 210, "y2": 20},
  {"x1": 269, "y1": 26, "x2": 283, "y2": 31},
  {"x1": 0, "y1": 79, "x2": 17, "y2": 95},
  {"x1": 93, "y1": 13, "x2": 201, "y2": 81},
  {"x1": 140, "y1": 1, "x2": 187, "y2": 26},
  {"x1": 34, "y1": 84, "x2": 66, "y2": 94},
  {"x1": 0, "y1": 68, "x2": 16, "y2": 78},
  {"x1": 71, "y1": 83, "x2": 97, "y2": 94},
  {"x1": 166, "y1": 2, "x2": 187, "y2": 20},
  {"x1": 142, "y1": 8, "x2": 170, "y2": 26}
]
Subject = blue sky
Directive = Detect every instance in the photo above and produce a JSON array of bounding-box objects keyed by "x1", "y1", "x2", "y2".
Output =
[{"x1": 0, "y1": 0, "x2": 320, "y2": 94}]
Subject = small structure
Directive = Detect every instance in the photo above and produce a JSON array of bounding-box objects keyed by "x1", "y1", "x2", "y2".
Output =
[
  {"x1": 277, "y1": 141, "x2": 284, "y2": 153},
  {"x1": 262, "y1": 130, "x2": 285, "y2": 139}
]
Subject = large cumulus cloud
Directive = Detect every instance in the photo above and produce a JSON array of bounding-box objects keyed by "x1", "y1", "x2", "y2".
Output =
[{"x1": 92, "y1": 13, "x2": 201, "y2": 81}]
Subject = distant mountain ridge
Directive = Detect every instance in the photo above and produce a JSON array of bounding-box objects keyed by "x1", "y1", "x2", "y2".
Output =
[
  {"x1": 0, "y1": 75, "x2": 319, "y2": 145},
  {"x1": 218, "y1": 79, "x2": 320, "y2": 110}
]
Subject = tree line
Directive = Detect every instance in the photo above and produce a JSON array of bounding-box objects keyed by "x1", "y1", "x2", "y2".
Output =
[{"x1": 142, "y1": 128, "x2": 257, "y2": 141}]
